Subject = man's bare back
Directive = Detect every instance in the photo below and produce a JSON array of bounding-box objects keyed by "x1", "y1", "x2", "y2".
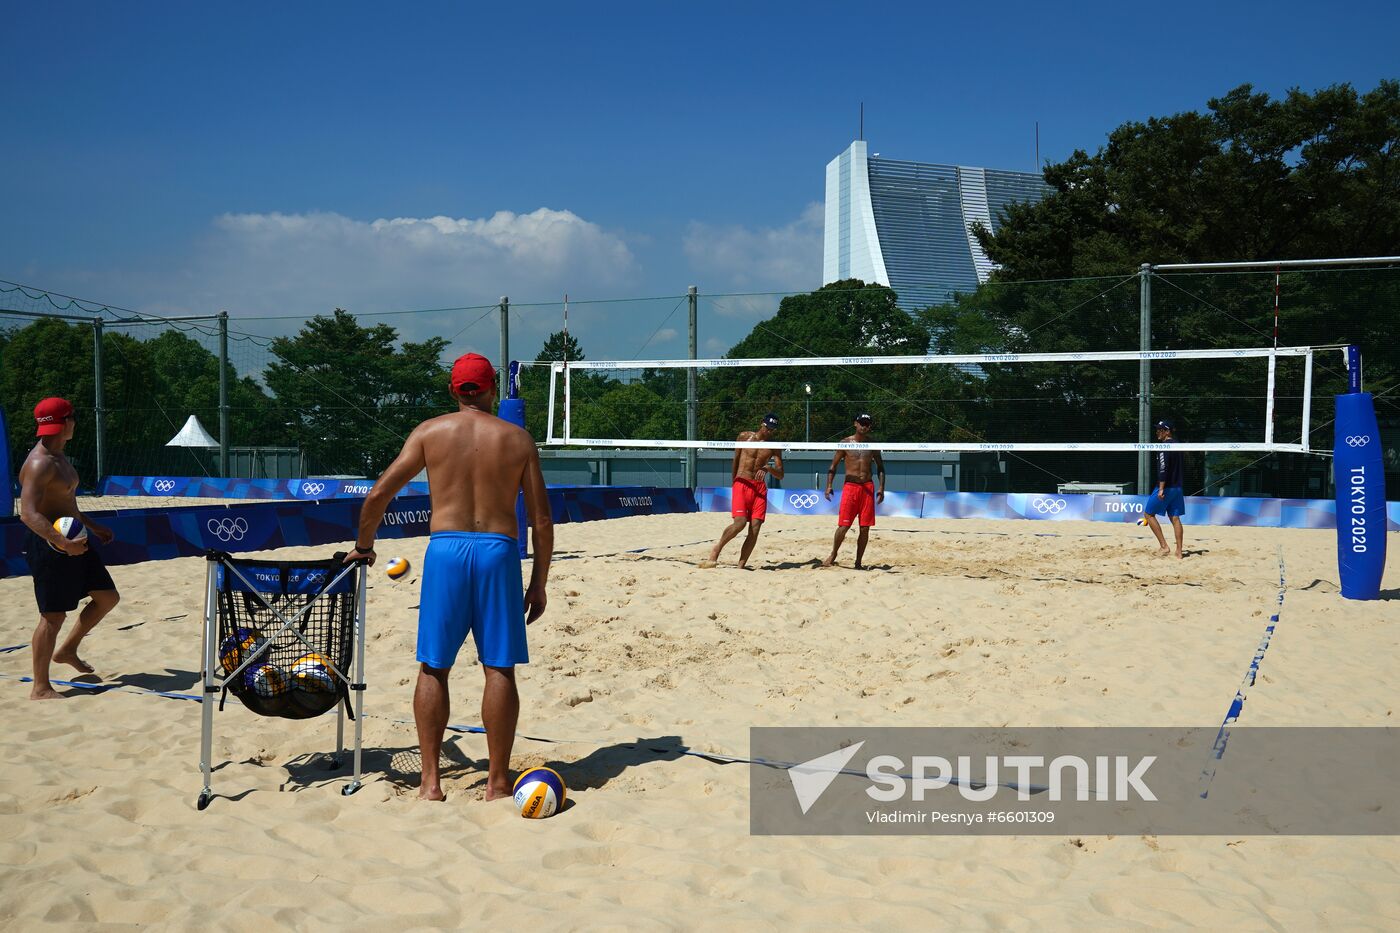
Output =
[{"x1": 411, "y1": 410, "x2": 539, "y2": 536}]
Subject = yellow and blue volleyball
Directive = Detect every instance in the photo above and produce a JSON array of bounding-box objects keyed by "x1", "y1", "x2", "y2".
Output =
[
  {"x1": 290, "y1": 652, "x2": 336, "y2": 692},
  {"x1": 386, "y1": 557, "x2": 411, "y2": 580},
  {"x1": 49, "y1": 516, "x2": 87, "y2": 552},
  {"x1": 244, "y1": 662, "x2": 287, "y2": 698},
  {"x1": 219, "y1": 627, "x2": 267, "y2": 674},
  {"x1": 513, "y1": 766, "x2": 566, "y2": 819}
]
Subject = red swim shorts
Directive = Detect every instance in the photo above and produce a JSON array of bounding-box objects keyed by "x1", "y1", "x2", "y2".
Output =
[
  {"x1": 731, "y1": 477, "x2": 768, "y2": 521},
  {"x1": 838, "y1": 481, "x2": 876, "y2": 528}
]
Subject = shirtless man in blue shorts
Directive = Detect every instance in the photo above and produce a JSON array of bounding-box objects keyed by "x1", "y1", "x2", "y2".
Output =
[
  {"x1": 1142, "y1": 419, "x2": 1186, "y2": 559},
  {"x1": 349, "y1": 353, "x2": 553, "y2": 802}
]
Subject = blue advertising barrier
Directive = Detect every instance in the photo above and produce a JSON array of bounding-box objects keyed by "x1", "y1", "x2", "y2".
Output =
[
  {"x1": 696, "y1": 487, "x2": 1400, "y2": 533},
  {"x1": 1, "y1": 485, "x2": 696, "y2": 579},
  {"x1": 99, "y1": 475, "x2": 431, "y2": 500}
]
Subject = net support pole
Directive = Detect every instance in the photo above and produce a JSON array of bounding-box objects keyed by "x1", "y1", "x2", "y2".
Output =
[
  {"x1": 687, "y1": 285, "x2": 698, "y2": 489},
  {"x1": 1301, "y1": 350, "x2": 1314, "y2": 450},
  {"x1": 498, "y1": 296, "x2": 509, "y2": 399},
  {"x1": 1137, "y1": 264, "x2": 1152, "y2": 495},
  {"x1": 93, "y1": 318, "x2": 106, "y2": 484},
  {"x1": 1264, "y1": 350, "x2": 1277, "y2": 445},
  {"x1": 218, "y1": 311, "x2": 230, "y2": 478},
  {"x1": 1334, "y1": 345, "x2": 1386, "y2": 600}
]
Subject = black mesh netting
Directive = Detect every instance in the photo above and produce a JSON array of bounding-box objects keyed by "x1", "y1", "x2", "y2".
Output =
[{"x1": 213, "y1": 554, "x2": 358, "y2": 720}]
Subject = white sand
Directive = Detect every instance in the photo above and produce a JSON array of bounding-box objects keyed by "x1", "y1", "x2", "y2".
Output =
[{"x1": 1, "y1": 512, "x2": 1397, "y2": 929}]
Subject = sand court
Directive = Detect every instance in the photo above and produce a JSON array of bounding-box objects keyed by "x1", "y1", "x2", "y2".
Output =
[{"x1": 1, "y1": 511, "x2": 1397, "y2": 928}]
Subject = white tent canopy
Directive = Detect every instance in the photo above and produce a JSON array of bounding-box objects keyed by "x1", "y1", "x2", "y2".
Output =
[{"x1": 166, "y1": 415, "x2": 220, "y2": 449}]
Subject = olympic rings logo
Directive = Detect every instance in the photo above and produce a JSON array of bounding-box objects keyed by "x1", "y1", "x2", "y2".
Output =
[
  {"x1": 789, "y1": 493, "x2": 820, "y2": 509},
  {"x1": 1345, "y1": 436, "x2": 1370, "y2": 447},
  {"x1": 153, "y1": 479, "x2": 176, "y2": 492},
  {"x1": 207, "y1": 517, "x2": 249, "y2": 542},
  {"x1": 301, "y1": 482, "x2": 326, "y2": 496},
  {"x1": 1031, "y1": 497, "x2": 1067, "y2": 514}
]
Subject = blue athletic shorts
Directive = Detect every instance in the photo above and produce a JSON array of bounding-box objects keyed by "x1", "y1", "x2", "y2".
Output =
[
  {"x1": 417, "y1": 532, "x2": 527, "y2": 669},
  {"x1": 1144, "y1": 487, "x2": 1186, "y2": 518}
]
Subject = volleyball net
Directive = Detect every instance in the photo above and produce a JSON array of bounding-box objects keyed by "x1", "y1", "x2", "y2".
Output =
[{"x1": 519, "y1": 346, "x2": 1335, "y2": 454}]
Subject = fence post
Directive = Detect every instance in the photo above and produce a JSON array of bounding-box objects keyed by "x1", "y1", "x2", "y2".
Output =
[
  {"x1": 1137, "y1": 264, "x2": 1152, "y2": 495},
  {"x1": 93, "y1": 318, "x2": 105, "y2": 484},
  {"x1": 687, "y1": 285, "x2": 698, "y2": 489},
  {"x1": 499, "y1": 296, "x2": 509, "y2": 397},
  {"x1": 218, "y1": 310, "x2": 229, "y2": 477}
]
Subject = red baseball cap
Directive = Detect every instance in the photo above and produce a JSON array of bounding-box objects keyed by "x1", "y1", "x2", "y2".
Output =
[
  {"x1": 34, "y1": 397, "x2": 74, "y2": 437},
  {"x1": 450, "y1": 353, "x2": 496, "y2": 396}
]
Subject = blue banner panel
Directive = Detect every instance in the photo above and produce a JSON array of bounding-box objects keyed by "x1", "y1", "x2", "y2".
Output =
[
  {"x1": 921, "y1": 493, "x2": 1008, "y2": 520},
  {"x1": 101, "y1": 475, "x2": 430, "y2": 501},
  {"x1": 1005, "y1": 493, "x2": 1094, "y2": 522},
  {"x1": 767, "y1": 488, "x2": 839, "y2": 518},
  {"x1": 1091, "y1": 495, "x2": 1147, "y2": 523},
  {"x1": 1334, "y1": 392, "x2": 1388, "y2": 599},
  {"x1": 2, "y1": 486, "x2": 695, "y2": 579}
]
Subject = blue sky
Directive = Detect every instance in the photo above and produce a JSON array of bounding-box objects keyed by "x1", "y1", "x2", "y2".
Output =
[{"x1": 3, "y1": 0, "x2": 1397, "y2": 362}]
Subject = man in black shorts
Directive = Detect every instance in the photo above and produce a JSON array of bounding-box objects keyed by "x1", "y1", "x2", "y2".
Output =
[{"x1": 19, "y1": 397, "x2": 119, "y2": 699}]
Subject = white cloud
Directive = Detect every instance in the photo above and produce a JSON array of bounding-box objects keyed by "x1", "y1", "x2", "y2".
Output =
[
  {"x1": 143, "y1": 207, "x2": 639, "y2": 360},
  {"x1": 683, "y1": 202, "x2": 823, "y2": 309},
  {"x1": 652, "y1": 327, "x2": 678, "y2": 343}
]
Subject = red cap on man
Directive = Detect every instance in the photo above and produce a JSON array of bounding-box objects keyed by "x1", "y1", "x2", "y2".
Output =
[
  {"x1": 34, "y1": 397, "x2": 74, "y2": 437},
  {"x1": 450, "y1": 353, "x2": 496, "y2": 397}
]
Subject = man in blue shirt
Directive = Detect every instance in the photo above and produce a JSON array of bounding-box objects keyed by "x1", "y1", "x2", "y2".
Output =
[{"x1": 1142, "y1": 419, "x2": 1186, "y2": 558}]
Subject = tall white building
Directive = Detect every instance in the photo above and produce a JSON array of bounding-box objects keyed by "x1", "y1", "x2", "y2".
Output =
[{"x1": 823, "y1": 140, "x2": 1050, "y2": 309}]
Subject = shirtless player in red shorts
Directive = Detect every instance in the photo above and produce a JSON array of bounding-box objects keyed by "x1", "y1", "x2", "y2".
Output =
[
  {"x1": 822, "y1": 412, "x2": 885, "y2": 569},
  {"x1": 699, "y1": 413, "x2": 784, "y2": 570}
]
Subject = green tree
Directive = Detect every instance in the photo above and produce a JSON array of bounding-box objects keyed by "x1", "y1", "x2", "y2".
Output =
[
  {"x1": 264, "y1": 309, "x2": 449, "y2": 476},
  {"x1": 921, "y1": 81, "x2": 1400, "y2": 494},
  {"x1": 536, "y1": 330, "x2": 584, "y2": 363},
  {"x1": 698, "y1": 280, "x2": 973, "y2": 446}
]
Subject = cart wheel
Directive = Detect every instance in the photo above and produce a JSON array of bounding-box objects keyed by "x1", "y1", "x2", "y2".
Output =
[
  {"x1": 341, "y1": 782, "x2": 361, "y2": 797},
  {"x1": 326, "y1": 756, "x2": 342, "y2": 771},
  {"x1": 197, "y1": 791, "x2": 212, "y2": 811}
]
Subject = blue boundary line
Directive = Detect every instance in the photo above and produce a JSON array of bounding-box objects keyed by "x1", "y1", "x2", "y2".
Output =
[
  {"x1": 1199, "y1": 545, "x2": 1286, "y2": 798},
  {"x1": 0, "y1": 644, "x2": 29, "y2": 654}
]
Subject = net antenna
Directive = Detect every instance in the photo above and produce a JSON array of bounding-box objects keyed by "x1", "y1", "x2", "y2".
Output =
[{"x1": 525, "y1": 345, "x2": 1332, "y2": 454}]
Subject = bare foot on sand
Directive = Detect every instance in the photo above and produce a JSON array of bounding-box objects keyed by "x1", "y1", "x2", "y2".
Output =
[
  {"x1": 820, "y1": 557, "x2": 836, "y2": 568},
  {"x1": 698, "y1": 559, "x2": 717, "y2": 569},
  {"x1": 418, "y1": 785, "x2": 446, "y2": 802},
  {"x1": 1155, "y1": 547, "x2": 1171, "y2": 557},
  {"x1": 484, "y1": 781, "x2": 513, "y2": 802},
  {"x1": 52, "y1": 650, "x2": 94, "y2": 674},
  {"x1": 30, "y1": 685, "x2": 63, "y2": 700}
]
